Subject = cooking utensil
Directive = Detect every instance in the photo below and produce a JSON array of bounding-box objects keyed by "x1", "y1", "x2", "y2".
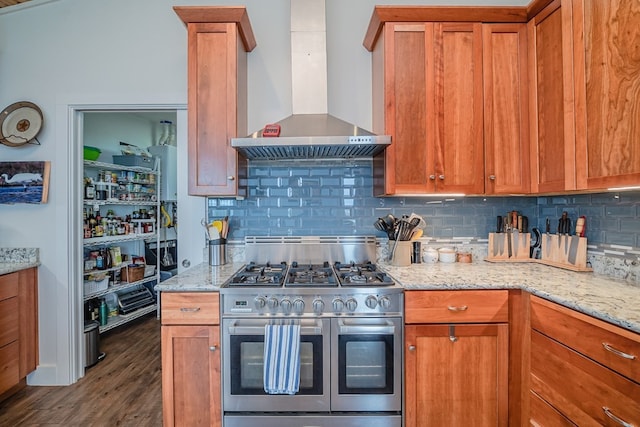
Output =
[
  {"x1": 568, "y1": 235, "x2": 579, "y2": 264},
  {"x1": 531, "y1": 227, "x2": 542, "y2": 258},
  {"x1": 410, "y1": 228, "x2": 423, "y2": 240},
  {"x1": 576, "y1": 216, "x2": 586, "y2": 237}
]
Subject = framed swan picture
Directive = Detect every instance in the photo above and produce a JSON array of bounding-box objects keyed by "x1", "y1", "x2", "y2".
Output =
[{"x1": 0, "y1": 161, "x2": 50, "y2": 204}]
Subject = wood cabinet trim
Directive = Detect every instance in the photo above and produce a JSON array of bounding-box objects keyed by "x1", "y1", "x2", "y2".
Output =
[
  {"x1": 174, "y1": 6, "x2": 256, "y2": 52},
  {"x1": 364, "y1": 6, "x2": 528, "y2": 51}
]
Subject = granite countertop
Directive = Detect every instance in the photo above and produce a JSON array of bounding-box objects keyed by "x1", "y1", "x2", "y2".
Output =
[
  {"x1": 0, "y1": 248, "x2": 40, "y2": 276},
  {"x1": 156, "y1": 261, "x2": 640, "y2": 334}
]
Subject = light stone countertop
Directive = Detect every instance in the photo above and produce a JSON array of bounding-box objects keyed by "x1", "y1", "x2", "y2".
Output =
[
  {"x1": 0, "y1": 248, "x2": 40, "y2": 276},
  {"x1": 156, "y1": 261, "x2": 640, "y2": 334}
]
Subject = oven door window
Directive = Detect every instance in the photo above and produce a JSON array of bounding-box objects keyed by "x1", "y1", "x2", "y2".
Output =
[
  {"x1": 338, "y1": 335, "x2": 394, "y2": 394},
  {"x1": 229, "y1": 335, "x2": 323, "y2": 395}
]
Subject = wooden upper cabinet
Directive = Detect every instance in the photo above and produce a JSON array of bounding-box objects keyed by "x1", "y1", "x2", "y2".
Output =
[
  {"x1": 434, "y1": 23, "x2": 485, "y2": 195},
  {"x1": 370, "y1": 21, "x2": 485, "y2": 196},
  {"x1": 483, "y1": 24, "x2": 531, "y2": 195},
  {"x1": 528, "y1": 0, "x2": 576, "y2": 193},
  {"x1": 174, "y1": 7, "x2": 256, "y2": 197},
  {"x1": 573, "y1": 0, "x2": 640, "y2": 190},
  {"x1": 372, "y1": 22, "x2": 434, "y2": 195}
]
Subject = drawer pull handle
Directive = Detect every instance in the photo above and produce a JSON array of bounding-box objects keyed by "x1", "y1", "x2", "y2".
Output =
[
  {"x1": 447, "y1": 305, "x2": 468, "y2": 312},
  {"x1": 180, "y1": 307, "x2": 201, "y2": 312},
  {"x1": 602, "y1": 343, "x2": 636, "y2": 360},
  {"x1": 602, "y1": 407, "x2": 634, "y2": 427}
]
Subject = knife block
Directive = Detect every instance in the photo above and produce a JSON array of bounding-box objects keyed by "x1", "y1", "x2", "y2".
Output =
[
  {"x1": 487, "y1": 232, "x2": 530, "y2": 260},
  {"x1": 486, "y1": 232, "x2": 592, "y2": 272},
  {"x1": 540, "y1": 234, "x2": 589, "y2": 270}
]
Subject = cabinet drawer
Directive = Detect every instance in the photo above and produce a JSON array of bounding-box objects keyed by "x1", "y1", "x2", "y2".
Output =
[
  {"x1": 531, "y1": 330, "x2": 640, "y2": 426},
  {"x1": 405, "y1": 290, "x2": 508, "y2": 323},
  {"x1": 529, "y1": 390, "x2": 575, "y2": 427},
  {"x1": 161, "y1": 292, "x2": 219, "y2": 325},
  {"x1": 0, "y1": 298, "x2": 19, "y2": 348},
  {"x1": 0, "y1": 273, "x2": 19, "y2": 302},
  {"x1": 531, "y1": 296, "x2": 639, "y2": 383},
  {"x1": 0, "y1": 341, "x2": 19, "y2": 396}
]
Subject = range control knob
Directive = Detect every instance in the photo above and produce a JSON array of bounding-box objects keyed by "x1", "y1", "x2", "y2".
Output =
[
  {"x1": 280, "y1": 298, "x2": 292, "y2": 314},
  {"x1": 254, "y1": 296, "x2": 267, "y2": 310},
  {"x1": 293, "y1": 299, "x2": 305, "y2": 314},
  {"x1": 365, "y1": 295, "x2": 378, "y2": 309},
  {"x1": 332, "y1": 298, "x2": 345, "y2": 312},
  {"x1": 345, "y1": 298, "x2": 358, "y2": 312},
  {"x1": 379, "y1": 296, "x2": 391, "y2": 309},
  {"x1": 267, "y1": 297, "x2": 279, "y2": 311},
  {"x1": 312, "y1": 298, "x2": 325, "y2": 314}
]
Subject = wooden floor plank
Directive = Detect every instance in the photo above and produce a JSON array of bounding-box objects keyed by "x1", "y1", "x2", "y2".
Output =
[{"x1": 0, "y1": 313, "x2": 162, "y2": 426}]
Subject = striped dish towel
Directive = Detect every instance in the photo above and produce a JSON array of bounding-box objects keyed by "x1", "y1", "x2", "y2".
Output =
[{"x1": 263, "y1": 321, "x2": 301, "y2": 395}]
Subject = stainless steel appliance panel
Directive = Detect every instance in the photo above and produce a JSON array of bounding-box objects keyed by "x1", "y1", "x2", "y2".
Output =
[
  {"x1": 330, "y1": 317, "x2": 403, "y2": 412},
  {"x1": 224, "y1": 414, "x2": 402, "y2": 427},
  {"x1": 222, "y1": 317, "x2": 331, "y2": 412}
]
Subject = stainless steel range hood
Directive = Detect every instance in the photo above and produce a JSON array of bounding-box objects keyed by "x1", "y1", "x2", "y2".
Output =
[{"x1": 231, "y1": 0, "x2": 390, "y2": 160}]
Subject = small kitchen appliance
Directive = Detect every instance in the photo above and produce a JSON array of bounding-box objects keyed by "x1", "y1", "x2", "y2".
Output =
[{"x1": 220, "y1": 236, "x2": 403, "y2": 427}]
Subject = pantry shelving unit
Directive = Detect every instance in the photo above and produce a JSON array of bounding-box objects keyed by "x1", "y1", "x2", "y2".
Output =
[{"x1": 82, "y1": 159, "x2": 160, "y2": 333}]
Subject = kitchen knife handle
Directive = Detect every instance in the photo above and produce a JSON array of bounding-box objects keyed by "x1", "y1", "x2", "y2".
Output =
[
  {"x1": 497, "y1": 216, "x2": 503, "y2": 233},
  {"x1": 545, "y1": 218, "x2": 551, "y2": 233}
]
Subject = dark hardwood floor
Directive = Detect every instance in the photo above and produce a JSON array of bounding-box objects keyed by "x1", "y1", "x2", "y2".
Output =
[{"x1": 0, "y1": 313, "x2": 162, "y2": 426}]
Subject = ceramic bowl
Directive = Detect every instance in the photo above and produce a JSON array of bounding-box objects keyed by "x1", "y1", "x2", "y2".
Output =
[{"x1": 438, "y1": 247, "x2": 457, "y2": 263}]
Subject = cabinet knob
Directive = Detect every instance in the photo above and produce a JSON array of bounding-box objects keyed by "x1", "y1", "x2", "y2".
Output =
[
  {"x1": 209, "y1": 345, "x2": 217, "y2": 352},
  {"x1": 227, "y1": 176, "x2": 235, "y2": 181},
  {"x1": 489, "y1": 175, "x2": 496, "y2": 181},
  {"x1": 438, "y1": 175, "x2": 445, "y2": 180},
  {"x1": 429, "y1": 175, "x2": 436, "y2": 180},
  {"x1": 408, "y1": 345, "x2": 416, "y2": 351}
]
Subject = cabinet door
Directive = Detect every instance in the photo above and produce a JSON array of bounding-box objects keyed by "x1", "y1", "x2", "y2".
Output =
[
  {"x1": 162, "y1": 325, "x2": 221, "y2": 427},
  {"x1": 374, "y1": 23, "x2": 435, "y2": 195},
  {"x1": 528, "y1": 0, "x2": 576, "y2": 193},
  {"x1": 405, "y1": 323, "x2": 508, "y2": 427},
  {"x1": 483, "y1": 24, "x2": 530, "y2": 195},
  {"x1": 573, "y1": 0, "x2": 640, "y2": 189},
  {"x1": 187, "y1": 22, "x2": 247, "y2": 197},
  {"x1": 434, "y1": 23, "x2": 485, "y2": 195}
]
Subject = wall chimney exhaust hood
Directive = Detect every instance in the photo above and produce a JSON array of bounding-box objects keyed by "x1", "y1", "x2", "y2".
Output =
[{"x1": 231, "y1": 0, "x2": 390, "y2": 160}]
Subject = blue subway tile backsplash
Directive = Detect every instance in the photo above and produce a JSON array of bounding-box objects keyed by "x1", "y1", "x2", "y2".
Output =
[{"x1": 208, "y1": 161, "x2": 640, "y2": 249}]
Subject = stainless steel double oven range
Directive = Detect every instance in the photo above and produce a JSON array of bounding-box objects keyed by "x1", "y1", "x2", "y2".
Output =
[{"x1": 220, "y1": 236, "x2": 403, "y2": 427}]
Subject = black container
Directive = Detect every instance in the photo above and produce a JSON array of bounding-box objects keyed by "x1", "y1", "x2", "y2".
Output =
[{"x1": 411, "y1": 241, "x2": 422, "y2": 263}]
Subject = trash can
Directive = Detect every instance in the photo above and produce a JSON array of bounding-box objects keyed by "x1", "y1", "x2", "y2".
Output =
[{"x1": 84, "y1": 320, "x2": 104, "y2": 368}]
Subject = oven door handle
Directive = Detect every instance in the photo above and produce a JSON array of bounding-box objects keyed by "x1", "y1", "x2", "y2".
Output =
[
  {"x1": 337, "y1": 319, "x2": 396, "y2": 335},
  {"x1": 227, "y1": 320, "x2": 323, "y2": 335}
]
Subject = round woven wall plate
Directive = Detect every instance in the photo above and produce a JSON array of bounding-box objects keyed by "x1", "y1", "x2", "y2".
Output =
[{"x1": 0, "y1": 101, "x2": 43, "y2": 147}]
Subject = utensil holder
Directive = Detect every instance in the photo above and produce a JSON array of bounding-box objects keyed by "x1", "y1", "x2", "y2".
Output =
[
  {"x1": 389, "y1": 241, "x2": 411, "y2": 266},
  {"x1": 208, "y1": 239, "x2": 226, "y2": 266}
]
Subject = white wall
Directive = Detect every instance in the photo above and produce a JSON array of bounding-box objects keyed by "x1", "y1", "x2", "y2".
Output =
[{"x1": 0, "y1": 0, "x2": 528, "y2": 385}]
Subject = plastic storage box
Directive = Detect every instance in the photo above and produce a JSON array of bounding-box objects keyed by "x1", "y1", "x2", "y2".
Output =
[{"x1": 112, "y1": 155, "x2": 154, "y2": 169}]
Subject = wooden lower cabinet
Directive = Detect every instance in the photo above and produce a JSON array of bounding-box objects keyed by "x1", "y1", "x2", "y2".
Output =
[
  {"x1": 404, "y1": 290, "x2": 509, "y2": 427},
  {"x1": 529, "y1": 296, "x2": 640, "y2": 426},
  {"x1": 161, "y1": 292, "x2": 221, "y2": 427},
  {"x1": 405, "y1": 323, "x2": 509, "y2": 427},
  {"x1": 0, "y1": 267, "x2": 38, "y2": 400}
]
